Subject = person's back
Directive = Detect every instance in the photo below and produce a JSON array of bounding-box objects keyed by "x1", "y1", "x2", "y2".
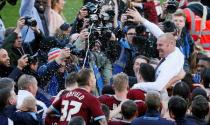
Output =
[
  {"x1": 131, "y1": 91, "x2": 176, "y2": 125},
  {"x1": 168, "y1": 96, "x2": 196, "y2": 125},
  {"x1": 48, "y1": 68, "x2": 106, "y2": 125},
  {"x1": 186, "y1": 95, "x2": 209, "y2": 125}
]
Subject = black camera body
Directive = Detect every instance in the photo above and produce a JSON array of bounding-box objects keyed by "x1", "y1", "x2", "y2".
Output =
[
  {"x1": 166, "y1": 0, "x2": 179, "y2": 13},
  {"x1": 26, "y1": 54, "x2": 38, "y2": 65},
  {"x1": 24, "y1": 16, "x2": 37, "y2": 27},
  {"x1": 65, "y1": 44, "x2": 86, "y2": 58}
]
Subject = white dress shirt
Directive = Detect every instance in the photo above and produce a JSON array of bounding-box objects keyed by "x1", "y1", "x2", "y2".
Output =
[{"x1": 133, "y1": 47, "x2": 184, "y2": 99}]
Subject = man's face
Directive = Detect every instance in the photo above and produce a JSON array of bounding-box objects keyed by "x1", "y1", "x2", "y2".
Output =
[
  {"x1": 13, "y1": 35, "x2": 22, "y2": 48},
  {"x1": 172, "y1": 15, "x2": 185, "y2": 30},
  {"x1": 156, "y1": 37, "x2": 170, "y2": 58},
  {"x1": 133, "y1": 58, "x2": 147, "y2": 74},
  {"x1": 197, "y1": 60, "x2": 210, "y2": 73},
  {"x1": 0, "y1": 49, "x2": 10, "y2": 67},
  {"x1": 126, "y1": 28, "x2": 136, "y2": 44},
  {"x1": 35, "y1": 0, "x2": 47, "y2": 13}
]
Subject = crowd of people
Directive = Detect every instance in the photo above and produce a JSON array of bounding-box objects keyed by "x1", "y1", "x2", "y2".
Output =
[{"x1": 0, "y1": 0, "x2": 210, "y2": 124}]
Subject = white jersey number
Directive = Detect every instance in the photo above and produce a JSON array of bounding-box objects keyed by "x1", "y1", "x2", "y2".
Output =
[{"x1": 60, "y1": 100, "x2": 82, "y2": 121}]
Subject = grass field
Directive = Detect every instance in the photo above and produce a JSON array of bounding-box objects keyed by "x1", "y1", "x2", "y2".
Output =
[{"x1": 0, "y1": 0, "x2": 83, "y2": 27}]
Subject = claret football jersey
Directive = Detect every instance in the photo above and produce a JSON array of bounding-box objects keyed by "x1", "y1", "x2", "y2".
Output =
[{"x1": 51, "y1": 88, "x2": 105, "y2": 125}]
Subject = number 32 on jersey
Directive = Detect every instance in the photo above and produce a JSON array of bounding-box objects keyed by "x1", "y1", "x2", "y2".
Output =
[{"x1": 60, "y1": 100, "x2": 82, "y2": 121}]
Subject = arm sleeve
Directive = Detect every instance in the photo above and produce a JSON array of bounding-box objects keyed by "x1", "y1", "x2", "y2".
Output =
[
  {"x1": 37, "y1": 61, "x2": 60, "y2": 78},
  {"x1": 142, "y1": 19, "x2": 164, "y2": 38},
  {"x1": 19, "y1": 0, "x2": 34, "y2": 16},
  {"x1": 90, "y1": 97, "x2": 106, "y2": 121},
  {"x1": 133, "y1": 49, "x2": 184, "y2": 92}
]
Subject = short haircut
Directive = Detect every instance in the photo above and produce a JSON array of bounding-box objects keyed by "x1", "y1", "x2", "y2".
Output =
[
  {"x1": 20, "y1": 96, "x2": 36, "y2": 112},
  {"x1": 69, "y1": 116, "x2": 86, "y2": 125},
  {"x1": 0, "y1": 77, "x2": 15, "y2": 90},
  {"x1": 18, "y1": 74, "x2": 37, "y2": 90},
  {"x1": 121, "y1": 100, "x2": 138, "y2": 120},
  {"x1": 65, "y1": 72, "x2": 79, "y2": 88},
  {"x1": 77, "y1": 68, "x2": 93, "y2": 87},
  {"x1": 112, "y1": 72, "x2": 129, "y2": 92},
  {"x1": 133, "y1": 55, "x2": 150, "y2": 64},
  {"x1": 145, "y1": 91, "x2": 161, "y2": 110},
  {"x1": 172, "y1": 81, "x2": 190, "y2": 101},
  {"x1": 139, "y1": 63, "x2": 155, "y2": 82},
  {"x1": 159, "y1": 33, "x2": 176, "y2": 45},
  {"x1": 168, "y1": 96, "x2": 187, "y2": 119},
  {"x1": 0, "y1": 88, "x2": 12, "y2": 111},
  {"x1": 162, "y1": 21, "x2": 177, "y2": 33},
  {"x1": 173, "y1": 9, "x2": 186, "y2": 20},
  {"x1": 191, "y1": 95, "x2": 209, "y2": 119},
  {"x1": 201, "y1": 68, "x2": 210, "y2": 88}
]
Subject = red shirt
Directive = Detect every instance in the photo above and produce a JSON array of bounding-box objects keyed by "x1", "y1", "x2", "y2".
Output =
[
  {"x1": 51, "y1": 88, "x2": 105, "y2": 125},
  {"x1": 98, "y1": 95, "x2": 121, "y2": 110}
]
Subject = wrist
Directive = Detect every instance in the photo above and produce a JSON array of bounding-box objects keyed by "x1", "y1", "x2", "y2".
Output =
[{"x1": 17, "y1": 65, "x2": 23, "y2": 70}]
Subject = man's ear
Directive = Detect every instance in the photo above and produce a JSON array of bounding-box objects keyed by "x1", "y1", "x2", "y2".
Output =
[{"x1": 169, "y1": 110, "x2": 175, "y2": 119}]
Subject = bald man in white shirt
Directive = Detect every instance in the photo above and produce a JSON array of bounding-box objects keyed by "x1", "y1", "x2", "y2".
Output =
[{"x1": 133, "y1": 33, "x2": 184, "y2": 99}]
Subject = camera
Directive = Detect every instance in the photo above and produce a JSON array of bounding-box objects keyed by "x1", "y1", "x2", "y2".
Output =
[
  {"x1": 24, "y1": 16, "x2": 37, "y2": 27},
  {"x1": 65, "y1": 44, "x2": 86, "y2": 58},
  {"x1": 166, "y1": 0, "x2": 179, "y2": 14},
  {"x1": 26, "y1": 53, "x2": 38, "y2": 65},
  {"x1": 84, "y1": 2, "x2": 98, "y2": 15}
]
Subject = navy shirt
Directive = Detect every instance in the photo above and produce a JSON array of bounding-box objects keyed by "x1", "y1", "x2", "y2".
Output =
[{"x1": 131, "y1": 110, "x2": 176, "y2": 125}]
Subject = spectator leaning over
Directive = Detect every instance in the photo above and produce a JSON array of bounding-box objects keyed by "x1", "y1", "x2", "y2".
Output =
[
  {"x1": 3, "y1": 17, "x2": 43, "y2": 67},
  {"x1": 47, "y1": 68, "x2": 107, "y2": 125},
  {"x1": 17, "y1": 74, "x2": 47, "y2": 123},
  {"x1": 0, "y1": 48, "x2": 28, "y2": 81},
  {"x1": 186, "y1": 95, "x2": 209, "y2": 125},
  {"x1": 46, "y1": 0, "x2": 65, "y2": 36},
  {"x1": 168, "y1": 96, "x2": 195, "y2": 125},
  {"x1": 131, "y1": 91, "x2": 176, "y2": 125},
  {"x1": 133, "y1": 33, "x2": 184, "y2": 99}
]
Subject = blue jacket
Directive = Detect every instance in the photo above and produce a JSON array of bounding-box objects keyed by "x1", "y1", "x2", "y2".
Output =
[
  {"x1": 113, "y1": 38, "x2": 138, "y2": 76},
  {"x1": 131, "y1": 110, "x2": 176, "y2": 125},
  {"x1": 38, "y1": 61, "x2": 67, "y2": 96}
]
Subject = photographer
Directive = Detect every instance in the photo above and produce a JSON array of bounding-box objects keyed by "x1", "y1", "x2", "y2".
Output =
[
  {"x1": 113, "y1": 25, "x2": 139, "y2": 76},
  {"x1": 2, "y1": 17, "x2": 44, "y2": 67},
  {"x1": 20, "y1": 0, "x2": 45, "y2": 42}
]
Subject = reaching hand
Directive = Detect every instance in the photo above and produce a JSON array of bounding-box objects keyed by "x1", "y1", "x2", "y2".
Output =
[
  {"x1": 15, "y1": 17, "x2": 25, "y2": 33},
  {"x1": 125, "y1": 8, "x2": 145, "y2": 24},
  {"x1": 17, "y1": 54, "x2": 28, "y2": 70}
]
